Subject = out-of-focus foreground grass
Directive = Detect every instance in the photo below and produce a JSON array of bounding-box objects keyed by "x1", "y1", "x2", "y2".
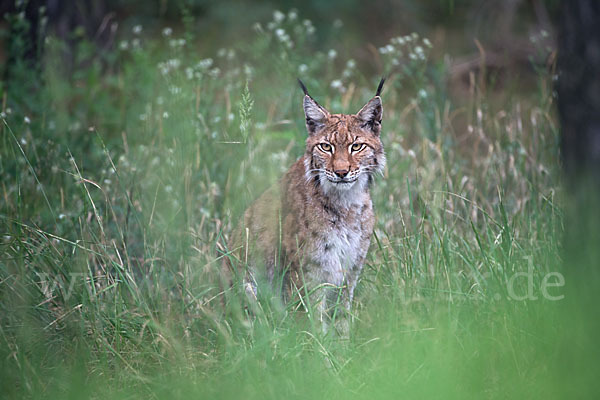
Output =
[{"x1": 0, "y1": 4, "x2": 588, "y2": 399}]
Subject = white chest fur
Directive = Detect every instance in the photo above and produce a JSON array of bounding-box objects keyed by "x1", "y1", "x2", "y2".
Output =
[{"x1": 309, "y1": 222, "x2": 366, "y2": 287}]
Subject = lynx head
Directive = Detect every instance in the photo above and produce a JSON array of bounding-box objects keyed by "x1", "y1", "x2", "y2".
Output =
[{"x1": 300, "y1": 79, "x2": 386, "y2": 197}]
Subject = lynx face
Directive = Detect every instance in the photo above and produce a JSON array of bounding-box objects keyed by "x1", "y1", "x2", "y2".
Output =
[{"x1": 302, "y1": 85, "x2": 386, "y2": 197}]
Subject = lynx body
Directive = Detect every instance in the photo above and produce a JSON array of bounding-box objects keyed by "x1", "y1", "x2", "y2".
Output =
[{"x1": 229, "y1": 79, "x2": 386, "y2": 335}]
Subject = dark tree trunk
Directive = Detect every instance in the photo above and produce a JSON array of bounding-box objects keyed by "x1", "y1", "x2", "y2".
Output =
[
  {"x1": 557, "y1": 0, "x2": 600, "y2": 185},
  {"x1": 556, "y1": 1, "x2": 600, "y2": 396},
  {"x1": 557, "y1": 0, "x2": 600, "y2": 283},
  {"x1": 2, "y1": 0, "x2": 113, "y2": 79},
  {"x1": 556, "y1": 0, "x2": 600, "y2": 290}
]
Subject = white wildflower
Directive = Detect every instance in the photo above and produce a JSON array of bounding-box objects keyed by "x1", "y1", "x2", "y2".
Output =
[
  {"x1": 168, "y1": 58, "x2": 181, "y2": 69},
  {"x1": 303, "y1": 19, "x2": 315, "y2": 34},
  {"x1": 328, "y1": 49, "x2": 337, "y2": 59},
  {"x1": 273, "y1": 10, "x2": 285, "y2": 23},
  {"x1": 158, "y1": 62, "x2": 169, "y2": 75},
  {"x1": 162, "y1": 27, "x2": 172, "y2": 37},
  {"x1": 298, "y1": 64, "x2": 308, "y2": 73},
  {"x1": 132, "y1": 25, "x2": 142, "y2": 34},
  {"x1": 414, "y1": 45, "x2": 425, "y2": 60},
  {"x1": 330, "y1": 79, "x2": 343, "y2": 89},
  {"x1": 197, "y1": 58, "x2": 213, "y2": 69},
  {"x1": 208, "y1": 68, "x2": 220, "y2": 78},
  {"x1": 24, "y1": 116, "x2": 31, "y2": 124},
  {"x1": 118, "y1": 154, "x2": 129, "y2": 168}
]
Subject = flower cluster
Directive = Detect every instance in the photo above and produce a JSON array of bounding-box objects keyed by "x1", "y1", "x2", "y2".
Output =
[
  {"x1": 328, "y1": 59, "x2": 357, "y2": 94},
  {"x1": 117, "y1": 24, "x2": 145, "y2": 52},
  {"x1": 255, "y1": 9, "x2": 316, "y2": 50},
  {"x1": 158, "y1": 58, "x2": 182, "y2": 76},
  {"x1": 378, "y1": 33, "x2": 432, "y2": 67}
]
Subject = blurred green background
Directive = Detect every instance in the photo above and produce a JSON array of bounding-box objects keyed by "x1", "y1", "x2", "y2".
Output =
[{"x1": 2, "y1": 1, "x2": 598, "y2": 399}]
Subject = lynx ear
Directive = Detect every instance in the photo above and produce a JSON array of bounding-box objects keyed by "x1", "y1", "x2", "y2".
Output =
[
  {"x1": 357, "y1": 78, "x2": 385, "y2": 135},
  {"x1": 303, "y1": 96, "x2": 329, "y2": 134},
  {"x1": 299, "y1": 79, "x2": 329, "y2": 135},
  {"x1": 356, "y1": 96, "x2": 383, "y2": 135}
]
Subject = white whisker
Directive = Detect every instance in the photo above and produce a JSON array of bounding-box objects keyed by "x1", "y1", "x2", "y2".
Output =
[{"x1": 304, "y1": 168, "x2": 327, "y2": 183}]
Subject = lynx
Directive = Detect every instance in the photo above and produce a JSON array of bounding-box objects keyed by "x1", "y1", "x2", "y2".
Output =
[{"x1": 227, "y1": 79, "x2": 386, "y2": 336}]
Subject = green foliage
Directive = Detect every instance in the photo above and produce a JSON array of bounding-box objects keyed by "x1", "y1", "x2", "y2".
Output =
[{"x1": 0, "y1": 3, "x2": 577, "y2": 399}]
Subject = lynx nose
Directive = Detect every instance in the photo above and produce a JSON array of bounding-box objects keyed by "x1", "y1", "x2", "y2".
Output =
[{"x1": 334, "y1": 169, "x2": 349, "y2": 178}]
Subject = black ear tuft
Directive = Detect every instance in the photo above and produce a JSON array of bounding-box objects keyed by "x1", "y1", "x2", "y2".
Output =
[
  {"x1": 375, "y1": 77, "x2": 386, "y2": 97},
  {"x1": 297, "y1": 78, "x2": 309, "y2": 96}
]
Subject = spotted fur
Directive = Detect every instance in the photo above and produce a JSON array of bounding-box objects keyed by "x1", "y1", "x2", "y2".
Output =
[{"x1": 228, "y1": 79, "x2": 386, "y2": 336}]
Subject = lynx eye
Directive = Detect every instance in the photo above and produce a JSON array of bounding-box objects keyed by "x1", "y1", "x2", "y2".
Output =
[
  {"x1": 318, "y1": 143, "x2": 333, "y2": 153},
  {"x1": 350, "y1": 143, "x2": 366, "y2": 153}
]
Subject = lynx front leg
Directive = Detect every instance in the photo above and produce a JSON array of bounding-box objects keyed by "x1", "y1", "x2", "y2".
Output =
[
  {"x1": 332, "y1": 263, "x2": 363, "y2": 338},
  {"x1": 330, "y1": 285, "x2": 351, "y2": 339},
  {"x1": 315, "y1": 290, "x2": 331, "y2": 334},
  {"x1": 306, "y1": 283, "x2": 341, "y2": 335},
  {"x1": 311, "y1": 276, "x2": 357, "y2": 337}
]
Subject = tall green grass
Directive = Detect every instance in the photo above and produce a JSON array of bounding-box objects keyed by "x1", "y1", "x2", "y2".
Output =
[{"x1": 0, "y1": 6, "x2": 574, "y2": 399}]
